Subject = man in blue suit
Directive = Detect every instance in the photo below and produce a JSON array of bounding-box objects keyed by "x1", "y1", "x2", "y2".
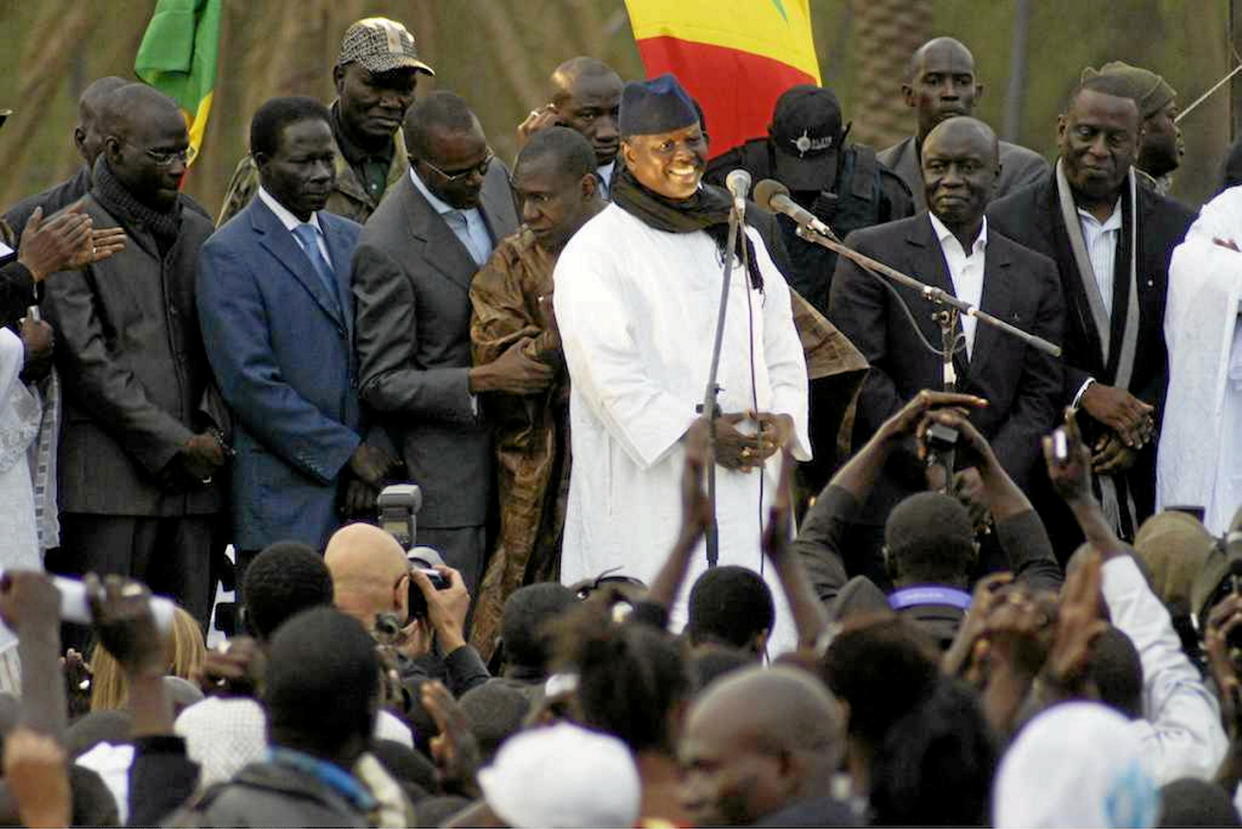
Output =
[{"x1": 198, "y1": 97, "x2": 396, "y2": 574}]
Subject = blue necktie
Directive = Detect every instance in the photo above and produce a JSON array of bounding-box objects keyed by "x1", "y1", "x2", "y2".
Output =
[{"x1": 292, "y1": 223, "x2": 340, "y2": 310}]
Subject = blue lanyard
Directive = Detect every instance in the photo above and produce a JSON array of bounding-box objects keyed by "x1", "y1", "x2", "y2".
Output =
[{"x1": 888, "y1": 585, "x2": 973, "y2": 611}]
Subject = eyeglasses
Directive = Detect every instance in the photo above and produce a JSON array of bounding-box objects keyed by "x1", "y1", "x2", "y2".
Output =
[
  {"x1": 421, "y1": 149, "x2": 494, "y2": 182},
  {"x1": 143, "y1": 147, "x2": 191, "y2": 167}
]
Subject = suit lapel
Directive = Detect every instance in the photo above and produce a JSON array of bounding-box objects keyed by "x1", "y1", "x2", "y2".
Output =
[
  {"x1": 321, "y1": 217, "x2": 355, "y2": 338},
  {"x1": 399, "y1": 176, "x2": 478, "y2": 293},
  {"x1": 249, "y1": 199, "x2": 347, "y2": 332},
  {"x1": 478, "y1": 166, "x2": 518, "y2": 244},
  {"x1": 905, "y1": 215, "x2": 969, "y2": 379}
]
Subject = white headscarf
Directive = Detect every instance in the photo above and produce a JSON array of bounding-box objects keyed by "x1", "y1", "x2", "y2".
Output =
[{"x1": 993, "y1": 702, "x2": 1159, "y2": 828}]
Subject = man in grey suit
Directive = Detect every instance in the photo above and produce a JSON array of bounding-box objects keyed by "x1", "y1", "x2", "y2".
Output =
[
  {"x1": 879, "y1": 37, "x2": 1048, "y2": 211},
  {"x1": 354, "y1": 91, "x2": 539, "y2": 594},
  {"x1": 42, "y1": 85, "x2": 226, "y2": 627}
]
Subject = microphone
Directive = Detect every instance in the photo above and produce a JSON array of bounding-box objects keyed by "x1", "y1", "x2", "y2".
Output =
[
  {"x1": 725, "y1": 169, "x2": 752, "y2": 215},
  {"x1": 753, "y1": 178, "x2": 835, "y2": 238}
]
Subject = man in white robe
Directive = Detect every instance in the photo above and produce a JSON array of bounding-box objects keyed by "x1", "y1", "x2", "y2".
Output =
[
  {"x1": 1159, "y1": 186, "x2": 1242, "y2": 533},
  {"x1": 554, "y1": 75, "x2": 810, "y2": 650}
]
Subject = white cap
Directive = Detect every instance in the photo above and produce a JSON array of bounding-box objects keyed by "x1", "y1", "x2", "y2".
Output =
[
  {"x1": 478, "y1": 723, "x2": 641, "y2": 828},
  {"x1": 993, "y1": 702, "x2": 1159, "y2": 828}
]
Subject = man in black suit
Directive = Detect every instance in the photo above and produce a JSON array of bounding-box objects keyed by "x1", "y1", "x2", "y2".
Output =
[
  {"x1": 828, "y1": 116, "x2": 1063, "y2": 570},
  {"x1": 353, "y1": 92, "x2": 523, "y2": 595},
  {"x1": 988, "y1": 73, "x2": 1194, "y2": 544}
]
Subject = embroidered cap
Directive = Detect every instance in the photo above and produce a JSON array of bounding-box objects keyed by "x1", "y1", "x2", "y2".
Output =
[
  {"x1": 619, "y1": 74, "x2": 698, "y2": 137},
  {"x1": 338, "y1": 17, "x2": 435, "y2": 76},
  {"x1": 769, "y1": 85, "x2": 844, "y2": 191}
]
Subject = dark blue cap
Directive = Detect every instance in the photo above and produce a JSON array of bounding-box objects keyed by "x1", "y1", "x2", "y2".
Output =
[{"x1": 619, "y1": 74, "x2": 698, "y2": 136}]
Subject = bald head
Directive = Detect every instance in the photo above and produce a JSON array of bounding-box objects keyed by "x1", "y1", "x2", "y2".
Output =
[
  {"x1": 101, "y1": 83, "x2": 182, "y2": 142},
  {"x1": 903, "y1": 37, "x2": 983, "y2": 141},
  {"x1": 99, "y1": 84, "x2": 188, "y2": 210},
  {"x1": 324, "y1": 523, "x2": 410, "y2": 626},
  {"x1": 680, "y1": 666, "x2": 844, "y2": 825},
  {"x1": 547, "y1": 56, "x2": 622, "y2": 166},
  {"x1": 75, "y1": 77, "x2": 129, "y2": 167},
  {"x1": 921, "y1": 115, "x2": 999, "y2": 235}
]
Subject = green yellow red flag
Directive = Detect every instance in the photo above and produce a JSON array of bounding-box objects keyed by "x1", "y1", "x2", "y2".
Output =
[
  {"x1": 134, "y1": 0, "x2": 222, "y2": 166},
  {"x1": 623, "y1": 0, "x2": 821, "y2": 157}
]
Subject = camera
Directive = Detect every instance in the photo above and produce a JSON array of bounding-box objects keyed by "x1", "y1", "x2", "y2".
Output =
[
  {"x1": 406, "y1": 546, "x2": 450, "y2": 619},
  {"x1": 377, "y1": 484, "x2": 422, "y2": 549},
  {"x1": 922, "y1": 421, "x2": 959, "y2": 457}
]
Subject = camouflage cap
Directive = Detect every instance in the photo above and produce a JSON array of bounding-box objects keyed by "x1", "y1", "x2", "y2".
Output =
[{"x1": 338, "y1": 17, "x2": 434, "y2": 76}]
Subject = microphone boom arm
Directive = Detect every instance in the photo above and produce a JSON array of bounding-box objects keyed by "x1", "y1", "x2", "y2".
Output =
[{"x1": 794, "y1": 224, "x2": 1062, "y2": 358}]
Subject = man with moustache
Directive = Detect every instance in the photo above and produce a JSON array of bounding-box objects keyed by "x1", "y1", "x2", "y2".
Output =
[
  {"x1": 553, "y1": 75, "x2": 810, "y2": 650},
  {"x1": 989, "y1": 73, "x2": 1195, "y2": 546}
]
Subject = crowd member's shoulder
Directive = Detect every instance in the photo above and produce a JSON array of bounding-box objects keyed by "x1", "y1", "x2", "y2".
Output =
[
  {"x1": 1141, "y1": 182, "x2": 1197, "y2": 232},
  {"x1": 843, "y1": 211, "x2": 922, "y2": 251},
  {"x1": 986, "y1": 171, "x2": 1053, "y2": 236},
  {"x1": 216, "y1": 154, "x2": 260, "y2": 228}
]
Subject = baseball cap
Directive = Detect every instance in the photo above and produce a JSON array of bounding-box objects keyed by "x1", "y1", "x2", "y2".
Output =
[
  {"x1": 0, "y1": 109, "x2": 10, "y2": 130},
  {"x1": 769, "y1": 85, "x2": 843, "y2": 191},
  {"x1": 478, "y1": 722, "x2": 640, "y2": 827},
  {"x1": 338, "y1": 17, "x2": 435, "y2": 76}
]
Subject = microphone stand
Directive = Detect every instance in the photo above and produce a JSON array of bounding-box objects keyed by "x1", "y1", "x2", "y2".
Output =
[
  {"x1": 794, "y1": 224, "x2": 1062, "y2": 358},
  {"x1": 699, "y1": 202, "x2": 744, "y2": 568}
]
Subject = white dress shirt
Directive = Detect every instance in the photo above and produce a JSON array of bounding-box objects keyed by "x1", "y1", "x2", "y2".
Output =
[
  {"x1": 1077, "y1": 198, "x2": 1123, "y2": 319},
  {"x1": 929, "y1": 212, "x2": 987, "y2": 359},
  {"x1": 257, "y1": 187, "x2": 331, "y2": 264},
  {"x1": 409, "y1": 167, "x2": 493, "y2": 267}
]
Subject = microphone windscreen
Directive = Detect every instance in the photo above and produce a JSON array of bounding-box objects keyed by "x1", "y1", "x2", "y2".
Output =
[{"x1": 753, "y1": 178, "x2": 790, "y2": 212}]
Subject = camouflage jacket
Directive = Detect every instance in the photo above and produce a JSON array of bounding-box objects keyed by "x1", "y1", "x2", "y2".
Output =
[{"x1": 215, "y1": 128, "x2": 410, "y2": 227}]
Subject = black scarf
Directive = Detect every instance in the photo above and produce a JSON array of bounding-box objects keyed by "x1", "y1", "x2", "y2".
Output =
[
  {"x1": 612, "y1": 166, "x2": 763, "y2": 291},
  {"x1": 92, "y1": 156, "x2": 183, "y2": 254}
]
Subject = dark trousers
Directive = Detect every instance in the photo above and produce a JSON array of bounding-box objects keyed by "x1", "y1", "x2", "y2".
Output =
[
  {"x1": 418, "y1": 525, "x2": 488, "y2": 598},
  {"x1": 49, "y1": 513, "x2": 216, "y2": 629}
]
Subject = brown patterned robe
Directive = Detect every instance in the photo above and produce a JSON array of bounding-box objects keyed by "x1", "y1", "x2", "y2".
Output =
[{"x1": 468, "y1": 228, "x2": 569, "y2": 657}]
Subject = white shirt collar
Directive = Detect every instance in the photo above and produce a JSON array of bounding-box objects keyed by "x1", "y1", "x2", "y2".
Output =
[
  {"x1": 597, "y1": 160, "x2": 615, "y2": 183},
  {"x1": 928, "y1": 211, "x2": 988, "y2": 254},
  {"x1": 1077, "y1": 197, "x2": 1123, "y2": 231},
  {"x1": 409, "y1": 166, "x2": 462, "y2": 216},
  {"x1": 257, "y1": 187, "x2": 323, "y2": 235}
]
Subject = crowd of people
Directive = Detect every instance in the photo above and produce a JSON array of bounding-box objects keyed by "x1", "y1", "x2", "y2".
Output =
[{"x1": 2, "y1": 10, "x2": 1242, "y2": 827}]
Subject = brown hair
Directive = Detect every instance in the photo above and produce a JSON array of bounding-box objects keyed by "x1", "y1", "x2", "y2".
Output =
[{"x1": 89, "y1": 606, "x2": 206, "y2": 711}]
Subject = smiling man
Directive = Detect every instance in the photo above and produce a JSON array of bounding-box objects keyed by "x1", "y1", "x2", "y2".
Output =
[
  {"x1": 880, "y1": 37, "x2": 1047, "y2": 211},
  {"x1": 466, "y1": 127, "x2": 603, "y2": 655},
  {"x1": 552, "y1": 74, "x2": 810, "y2": 651},
  {"x1": 217, "y1": 17, "x2": 433, "y2": 226},
  {"x1": 989, "y1": 74, "x2": 1195, "y2": 549},
  {"x1": 197, "y1": 97, "x2": 396, "y2": 577},
  {"x1": 828, "y1": 116, "x2": 1063, "y2": 567}
]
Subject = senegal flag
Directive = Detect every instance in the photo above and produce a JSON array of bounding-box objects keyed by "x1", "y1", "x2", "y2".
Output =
[
  {"x1": 134, "y1": 0, "x2": 222, "y2": 166},
  {"x1": 624, "y1": 0, "x2": 821, "y2": 158}
]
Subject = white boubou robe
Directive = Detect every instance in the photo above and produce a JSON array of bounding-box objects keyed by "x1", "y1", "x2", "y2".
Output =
[
  {"x1": 553, "y1": 203, "x2": 810, "y2": 651},
  {"x1": 1159, "y1": 186, "x2": 1242, "y2": 533}
]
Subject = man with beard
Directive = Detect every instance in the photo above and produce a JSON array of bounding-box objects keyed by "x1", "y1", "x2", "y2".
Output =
[
  {"x1": 198, "y1": 97, "x2": 396, "y2": 573},
  {"x1": 553, "y1": 75, "x2": 810, "y2": 651},
  {"x1": 217, "y1": 17, "x2": 433, "y2": 226},
  {"x1": 989, "y1": 73, "x2": 1195, "y2": 548},
  {"x1": 880, "y1": 37, "x2": 1047, "y2": 211},
  {"x1": 467, "y1": 127, "x2": 604, "y2": 656}
]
